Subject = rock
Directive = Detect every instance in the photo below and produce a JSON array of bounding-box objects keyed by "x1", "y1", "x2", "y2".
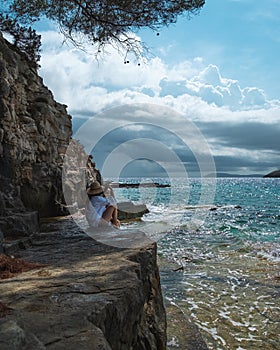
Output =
[
  {"x1": 111, "y1": 182, "x2": 170, "y2": 188},
  {"x1": 0, "y1": 192, "x2": 5, "y2": 216},
  {"x1": 0, "y1": 211, "x2": 39, "y2": 237},
  {"x1": 263, "y1": 170, "x2": 280, "y2": 178},
  {"x1": 0, "y1": 228, "x2": 3, "y2": 253},
  {"x1": 0, "y1": 218, "x2": 167, "y2": 349},
  {"x1": 117, "y1": 201, "x2": 149, "y2": 221},
  {"x1": 0, "y1": 33, "x2": 72, "y2": 218},
  {"x1": 0, "y1": 320, "x2": 46, "y2": 350},
  {"x1": 166, "y1": 303, "x2": 208, "y2": 350},
  {"x1": 209, "y1": 207, "x2": 217, "y2": 211},
  {"x1": 0, "y1": 174, "x2": 40, "y2": 238}
]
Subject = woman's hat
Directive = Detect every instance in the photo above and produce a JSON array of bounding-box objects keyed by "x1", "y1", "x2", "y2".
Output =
[{"x1": 87, "y1": 181, "x2": 103, "y2": 195}]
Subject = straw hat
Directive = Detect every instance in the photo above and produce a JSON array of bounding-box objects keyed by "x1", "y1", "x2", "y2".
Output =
[{"x1": 87, "y1": 181, "x2": 103, "y2": 196}]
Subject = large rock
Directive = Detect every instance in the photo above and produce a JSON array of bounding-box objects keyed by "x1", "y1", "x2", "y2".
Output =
[
  {"x1": 0, "y1": 217, "x2": 167, "y2": 350},
  {"x1": 118, "y1": 201, "x2": 149, "y2": 221},
  {"x1": 0, "y1": 32, "x2": 72, "y2": 218}
]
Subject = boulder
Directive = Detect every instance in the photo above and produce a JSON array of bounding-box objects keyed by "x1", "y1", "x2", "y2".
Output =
[{"x1": 117, "y1": 201, "x2": 149, "y2": 221}]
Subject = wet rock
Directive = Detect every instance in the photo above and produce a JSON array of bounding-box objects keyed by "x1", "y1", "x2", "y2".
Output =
[
  {"x1": 209, "y1": 207, "x2": 217, "y2": 211},
  {"x1": 117, "y1": 201, "x2": 149, "y2": 221},
  {"x1": 166, "y1": 303, "x2": 208, "y2": 350},
  {"x1": 112, "y1": 182, "x2": 170, "y2": 188}
]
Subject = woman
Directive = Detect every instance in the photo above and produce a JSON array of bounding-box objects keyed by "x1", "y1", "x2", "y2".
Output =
[{"x1": 85, "y1": 181, "x2": 120, "y2": 228}]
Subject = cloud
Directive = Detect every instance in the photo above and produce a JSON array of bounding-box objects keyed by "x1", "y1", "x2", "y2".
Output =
[
  {"x1": 198, "y1": 121, "x2": 280, "y2": 152},
  {"x1": 159, "y1": 64, "x2": 278, "y2": 111},
  {"x1": 39, "y1": 32, "x2": 279, "y2": 118},
  {"x1": 40, "y1": 32, "x2": 279, "y2": 114},
  {"x1": 38, "y1": 30, "x2": 280, "y2": 175}
]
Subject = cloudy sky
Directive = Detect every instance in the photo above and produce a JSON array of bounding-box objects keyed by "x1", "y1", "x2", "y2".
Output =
[{"x1": 35, "y1": 0, "x2": 280, "y2": 177}]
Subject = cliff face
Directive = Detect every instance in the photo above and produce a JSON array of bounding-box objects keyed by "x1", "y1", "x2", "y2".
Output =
[{"x1": 0, "y1": 32, "x2": 72, "y2": 224}]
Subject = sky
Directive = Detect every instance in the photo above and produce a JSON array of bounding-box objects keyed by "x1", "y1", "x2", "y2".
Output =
[{"x1": 32, "y1": 0, "x2": 280, "y2": 177}]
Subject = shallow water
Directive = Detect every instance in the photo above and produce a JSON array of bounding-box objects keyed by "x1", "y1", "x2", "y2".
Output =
[
  {"x1": 159, "y1": 233, "x2": 280, "y2": 349},
  {"x1": 113, "y1": 178, "x2": 280, "y2": 349}
]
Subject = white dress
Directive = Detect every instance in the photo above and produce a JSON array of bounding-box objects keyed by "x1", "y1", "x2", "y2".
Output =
[{"x1": 85, "y1": 195, "x2": 111, "y2": 227}]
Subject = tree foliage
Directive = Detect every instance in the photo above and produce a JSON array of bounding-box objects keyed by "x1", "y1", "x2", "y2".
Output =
[
  {"x1": 0, "y1": 13, "x2": 41, "y2": 67},
  {"x1": 1, "y1": 0, "x2": 205, "y2": 66}
]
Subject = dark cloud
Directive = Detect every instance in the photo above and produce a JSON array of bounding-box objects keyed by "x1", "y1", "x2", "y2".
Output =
[
  {"x1": 73, "y1": 118, "x2": 279, "y2": 177},
  {"x1": 213, "y1": 154, "x2": 278, "y2": 172},
  {"x1": 214, "y1": 156, "x2": 256, "y2": 168},
  {"x1": 91, "y1": 123, "x2": 196, "y2": 166},
  {"x1": 198, "y1": 121, "x2": 280, "y2": 152}
]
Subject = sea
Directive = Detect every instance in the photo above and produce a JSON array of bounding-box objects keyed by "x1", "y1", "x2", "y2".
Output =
[{"x1": 111, "y1": 177, "x2": 280, "y2": 350}]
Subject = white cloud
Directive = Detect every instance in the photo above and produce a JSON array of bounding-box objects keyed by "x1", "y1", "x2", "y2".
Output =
[
  {"x1": 39, "y1": 31, "x2": 280, "y2": 118},
  {"x1": 159, "y1": 64, "x2": 279, "y2": 111},
  {"x1": 38, "y1": 30, "x2": 280, "y2": 174},
  {"x1": 197, "y1": 64, "x2": 223, "y2": 86}
]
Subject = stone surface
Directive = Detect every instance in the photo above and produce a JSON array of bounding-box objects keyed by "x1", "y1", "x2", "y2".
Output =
[
  {"x1": 0, "y1": 228, "x2": 3, "y2": 253},
  {"x1": 0, "y1": 211, "x2": 39, "y2": 239},
  {"x1": 0, "y1": 217, "x2": 167, "y2": 350}
]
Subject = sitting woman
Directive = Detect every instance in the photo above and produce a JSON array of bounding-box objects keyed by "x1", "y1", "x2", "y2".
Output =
[{"x1": 85, "y1": 181, "x2": 120, "y2": 228}]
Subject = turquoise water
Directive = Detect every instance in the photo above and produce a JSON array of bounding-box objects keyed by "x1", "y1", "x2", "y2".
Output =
[{"x1": 113, "y1": 178, "x2": 280, "y2": 350}]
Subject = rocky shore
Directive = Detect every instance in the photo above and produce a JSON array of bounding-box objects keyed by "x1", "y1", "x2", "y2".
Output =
[
  {"x1": 0, "y1": 32, "x2": 208, "y2": 350},
  {"x1": 0, "y1": 216, "x2": 166, "y2": 350}
]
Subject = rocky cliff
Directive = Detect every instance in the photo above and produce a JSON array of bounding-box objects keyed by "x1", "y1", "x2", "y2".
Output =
[{"x1": 0, "y1": 32, "x2": 72, "y2": 235}]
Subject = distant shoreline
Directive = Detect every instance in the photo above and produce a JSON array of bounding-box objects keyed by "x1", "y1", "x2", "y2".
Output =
[{"x1": 110, "y1": 182, "x2": 171, "y2": 188}]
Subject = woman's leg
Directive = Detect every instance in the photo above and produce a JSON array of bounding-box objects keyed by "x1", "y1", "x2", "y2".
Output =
[
  {"x1": 101, "y1": 206, "x2": 120, "y2": 227},
  {"x1": 111, "y1": 207, "x2": 120, "y2": 228}
]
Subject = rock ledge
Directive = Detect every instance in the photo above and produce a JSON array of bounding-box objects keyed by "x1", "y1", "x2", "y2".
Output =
[{"x1": 0, "y1": 217, "x2": 166, "y2": 350}]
